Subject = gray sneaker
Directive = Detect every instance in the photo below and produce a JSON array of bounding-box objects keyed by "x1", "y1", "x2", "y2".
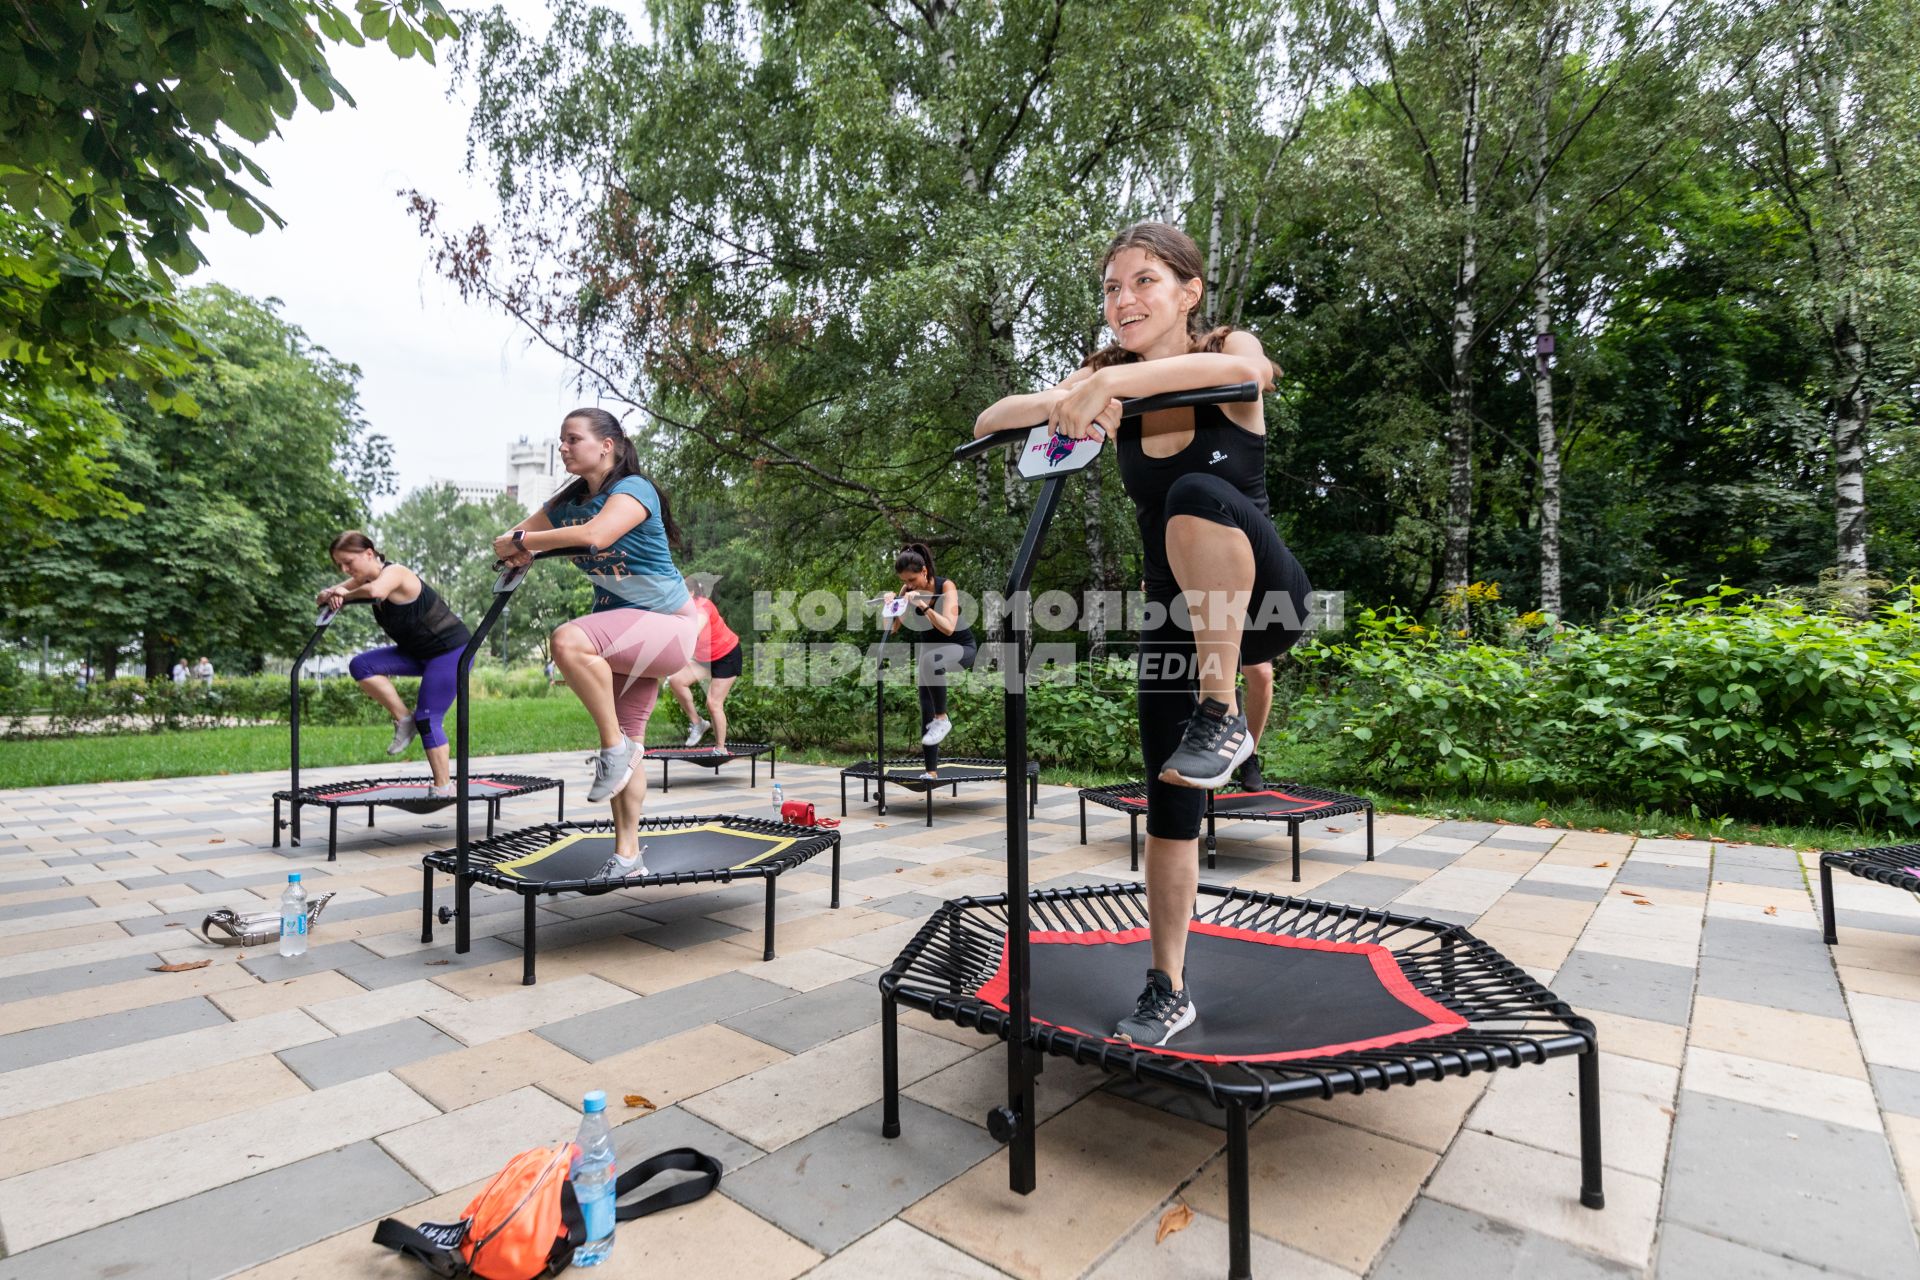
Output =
[
  {"x1": 386, "y1": 718, "x2": 418, "y2": 756},
  {"x1": 585, "y1": 738, "x2": 638, "y2": 802},
  {"x1": 1112, "y1": 968, "x2": 1197, "y2": 1047},
  {"x1": 1157, "y1": 698, "x2": 1254, "y2": 789}
]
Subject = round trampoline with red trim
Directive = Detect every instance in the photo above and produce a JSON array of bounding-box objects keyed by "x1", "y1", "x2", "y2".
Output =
[
  {"x1": 642, "y1": 742, "x2": 776, "y2": 792},
  {"x1": 1819, "y1": 844, "x2": 1920, "y2": 945},
  {"x1": 1078, "y1": 780, "x2": 1373, "y2": 880}
]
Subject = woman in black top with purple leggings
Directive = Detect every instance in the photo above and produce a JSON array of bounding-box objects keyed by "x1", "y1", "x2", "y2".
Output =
[{"x1": 973, "y1": 221, "x2": 1312, "y2": 1049}]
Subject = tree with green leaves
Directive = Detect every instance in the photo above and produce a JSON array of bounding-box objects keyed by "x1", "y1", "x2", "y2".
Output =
[{"x1": 0, "y1": 0, "x2": 454, "y2": 535}]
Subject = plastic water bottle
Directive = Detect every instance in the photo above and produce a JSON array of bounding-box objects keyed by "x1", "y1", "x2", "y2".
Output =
[
  {"x1": 278, "y1": 873, "x2": 308, "y2": 957},
  {"x1": 570, "y1": 1091, "x2": 617, "y2": 1265},
  {"x1": 771, "y1": 780, "x2": 785, "y2": 815}
]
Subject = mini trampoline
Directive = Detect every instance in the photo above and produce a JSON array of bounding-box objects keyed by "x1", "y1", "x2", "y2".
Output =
[
  {"x1": 642, "y1": 742, "x2": 776, "y2": 792},
  {"x1": 272, "y1": 775, "x2": 562, "y2": 862},
  {"x1": 423, "y1": 815, "x2": 840, "y2": 984},
  {"x1": 840, "y1": 757, "x2": 1040, "y2": 827},
  {"x1": 879, "y1": 882, "x2": 1604, "y2": 1275},
  {"x1": 1078, "y1": 781, "x2": 1373, "y2": 881},
  {"x1": 1819, "y1": 844, "x2": 1920, "y2": 945}
]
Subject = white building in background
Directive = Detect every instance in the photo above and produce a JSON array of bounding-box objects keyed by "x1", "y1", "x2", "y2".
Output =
[{"x1": 423, "y1": 436, "x2": 568, "y2": 513}]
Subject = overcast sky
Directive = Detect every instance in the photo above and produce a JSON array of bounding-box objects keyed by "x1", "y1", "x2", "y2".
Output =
[{"x1": 199, "y1": 2, "x2": 647, "y2": 508}]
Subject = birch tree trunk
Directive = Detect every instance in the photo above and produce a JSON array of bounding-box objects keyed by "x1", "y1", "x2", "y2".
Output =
[
  {"x1": 1832, "y1": 305, "x2": 1871, "y2": 593},
  {"x1": 1443, "y1": 24, "x2": 1485, "y2": 596},
  {"x1": 1532, "y1": 11, "x2": 1564, "y2": 618}
]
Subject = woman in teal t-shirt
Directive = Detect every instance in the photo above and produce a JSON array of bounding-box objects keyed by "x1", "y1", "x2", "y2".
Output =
[{"x1": 494, "y1": 408, "x2": 701, "y2": 872}]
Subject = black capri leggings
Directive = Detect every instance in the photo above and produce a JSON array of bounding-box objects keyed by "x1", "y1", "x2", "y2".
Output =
[
  {"x1": 916, "y1": 639, "x2": 977, "y2": 768},
  {"x1": 1138, "y1": 473, "x2": 1312, "y2": 841}
]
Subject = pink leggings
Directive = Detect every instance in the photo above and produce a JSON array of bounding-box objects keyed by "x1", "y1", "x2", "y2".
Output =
[{"x1": 561, "y1": 603, "x2": 702, "y2": 742}]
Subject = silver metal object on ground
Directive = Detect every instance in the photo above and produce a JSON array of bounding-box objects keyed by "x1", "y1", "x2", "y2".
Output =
[{"x1": 197, "y1": 891, "x2": 336, "y2": 947}]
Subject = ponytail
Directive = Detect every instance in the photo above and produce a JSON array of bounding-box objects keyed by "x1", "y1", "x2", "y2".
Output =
[
  {"x1": 548, "y1": 408, "x2": 687, "y2": 553},
  {"x1": 330, "y1": 530, "x2": 386, "y2": 563},
  {"x1": 894, "y1": 542, "x2": 935, "y2": 577}
]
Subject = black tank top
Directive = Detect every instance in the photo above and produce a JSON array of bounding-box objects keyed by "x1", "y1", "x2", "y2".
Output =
[
  {"x1": 1115, "y1": 402, "x2": 1269, "y2": 593},
  {"x1": 911, "y1": 575, "x2": 977, "y2": 649},
  {"x1": 372, "y1": 576, "x2": 471, "y2": 660}
]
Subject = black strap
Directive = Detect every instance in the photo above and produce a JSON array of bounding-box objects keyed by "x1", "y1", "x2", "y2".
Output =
[
  {"x1": 613, "y1": 1147, "x2": 722, "y2": 1220},
  {"x1": 372, "y1": 1218, "x2": 469, "y2": 1278}
]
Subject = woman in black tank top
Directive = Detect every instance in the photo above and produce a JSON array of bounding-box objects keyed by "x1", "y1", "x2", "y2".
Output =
[
  {"x1": 972, "y1": 221, "x2": 1313, "y2": 1049},
  {"x1": 321, "y1": 531, "x2": 474, "y2": 795},
  {"x1": 885, "y1": 541, "x2": 978, "y2": 774}
]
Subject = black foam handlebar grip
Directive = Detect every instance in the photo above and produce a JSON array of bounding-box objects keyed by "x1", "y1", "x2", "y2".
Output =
[{"x1": 952, "y1": 381, "x2": 1259, "y2": 461}]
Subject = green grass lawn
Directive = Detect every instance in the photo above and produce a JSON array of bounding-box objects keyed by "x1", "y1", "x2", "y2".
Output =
[{"x1": 0, "y1": 699, "x2": 1882, "y2": 854}]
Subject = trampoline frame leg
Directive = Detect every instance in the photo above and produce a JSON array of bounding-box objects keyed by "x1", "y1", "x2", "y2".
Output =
[
  {"x1": 327, "y1": 807, "x2": 338, "y2": 862},
  {"x1": 556, "y1": 781, "x2": 566, "y2": 823},
  {"x1": 1078, "y1": 797, "x2": 1086, "y2": 845},
  {"x1": 1290, "y1": 824, "x2": 1301, "y2": 883},
  {"x1": 881, "y1": 991, "x2": 901, "y2": 1139},
  {"x1": 521, "y1": 894, "x2": 538, "y2": 986},
  {"x1": 1575, "y1": 1020, "x2": 1606, "y2": 1209},
  {"x1": 1028, "y1": 771, "x2": 1036, "y2": 819},
  {"x1": 1227, "y1": 1103, "x2": 1252, "y2": 1280},
  {"x1": 762, "y1": 878, "x2": 777, "y2": 961},
  {"x1": 1130, "y1": 814, "x2": 1140, "y2": 872},
  {"x1": 924, "y1": 790, "x2": 932, "y2": 828},
  {"x1": 291, "y1": 798, "x2": 302, "y2": 847},
  {"x1": 1205, "y1": 798, "x2": 1218, "y2": 871},
  {"x1": 420, "y1": 864, "x2": 434, "y2": 944},
  {"x1": 1820, "y1": 857, "x2": 1838, "y2": 944},
  {"x1": 829, "y1": 834, "x2": 842, "y2": 910},
  {"x1": 840, "y1": 773, "x2": 848, "y2": 817},
  {"x1": 486, "y1": 802, "x2": 496, "y2": 840},
  {"x1": 1366, "y1": 805, "x2": 1375, "y2": 862},
  {"x1": 273, "y1": 798, "x2": 282, "y2": 849},
  {"x1": 367, "y1": 805, "x2": 376, "y2": 829}
]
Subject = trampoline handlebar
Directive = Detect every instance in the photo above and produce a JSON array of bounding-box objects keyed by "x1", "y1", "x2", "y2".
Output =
[{"x1": 952, "y1": 381, "x2": 1260, "y2": 462}]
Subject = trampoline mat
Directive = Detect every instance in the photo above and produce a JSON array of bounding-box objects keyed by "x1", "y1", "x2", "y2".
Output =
[
  {"x1": 973, "y1": 921, "x2": 1466, "y2": 1064},
  {"x1": 1211, "y1": 790, "x2": 1336, "y2": 817},
  {"x1": 645, "y1": 743, "x2": 770, "y2": 763},
  {"x1": 491, "y1": 823, "x2": 797, "y2": 882},
  {"x1": 882, "y1": 764, "x2": 1008, "y2": 791},
  {"x1": 321, "y1": 778, "x2": 522, "y2": 812}
]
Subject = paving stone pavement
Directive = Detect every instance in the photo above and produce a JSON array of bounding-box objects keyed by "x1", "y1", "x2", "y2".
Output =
[{"x1": 0, "y1": 748, "x2": 1916, "y2": 1276}]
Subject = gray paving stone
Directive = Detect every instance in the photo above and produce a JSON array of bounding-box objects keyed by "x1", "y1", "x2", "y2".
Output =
[
  {"x1": 39, "y1": 850, "x2": 136, "y2": 866},
  {"x1": 1695, "y1": 952, "x2": 1845, "y2": 1019},
  {"x1": 1654, "y1": 1224, "x2": 1847, "y2": 1279},
  {"x1": 1035, "y1": 872, "x2": 1132, "y2": 893},
  {"x1": 1379, "y1": 846, "x2": 1461, "y2": 869},
  {"x1": 859, "y1": 890, "x2": 949, "y2": 919},
  {"x1": 1418, "y1": 907, "x2": 1483, "y2": 928},
  {"x1": 722, "y1": 978, "x2": 879, "y2": 1054},
  {"x1": 625, "y1": 914, "x2": 745, "y2": 950},
  {"x1": 1102, "y1": 1077, "x2": 1230, "y2": 1131},
  {"x1": 338, "y1": 935, "x2": 527, "y2": 990},
  {"x1": 1306, "y1": 870, "x2": 1405, "y2": 908},
  {"x1": 1709, "y1": 860, "x2": 1806, "y2": 889},
  {"x1": 0, "y1": 995, "x2": 229, "y2": 1071},
  {"x1": 1835, "y1": 909, "x2": 1920, "y2": 938},
  {"x1": 539, "y1": 972, "x2": 791, "y2": 1061},
  {"x1": 1700, "y1": 917, "x2": 1830, "y2": 964},
  {"x1": 1373, "y1": 1197, "x2": 1634, "y2": 1279},
  {"x1": 240, "y1": 939, "x2": 382, "y2": 982},
  {"x1": 1509, "y1": 878, "x2": 1606, "y2": 903},
  {"x1": 1870, "y1": 1064, "x2": 1920, "y2": 1118},
  {"x1": 1617, "y1": 861, "x2": 1709, "y2": 891},
  {"x1": 1428, "y1": 821, "x2": 1501, "y2": 842},
  {"x1": 0, "y1": 1140, "x2": 428, "y2": 1280},
  {"x1": 611, "y1": 1103, "x2": 764, "y2": 1176},
  {"x1": 276, "y1": 1017, "x2": 461, "y2": 1089},
  {"x1": 0, "y1": 894, "x2": 97, "y2": 924},
  {"x1": 112, "y1": 870, "x2": 233, "y2": 892},
  {"x1": 1715, "y1": 844, "x2": 1800, "y2": 870},
  {"x1": 1481, "y1": 836, "x2": 1557, "y2": 851},
  {"x1": 0, "y1": 876, "x2": 68, "y2": 894},
  {"x1": 1664, "y1": 1091, "x2": 1920, "y2": 1278},
  {"x1": 837, "y1": 855, "x2": 924, "y2": 879},
  {"x1": 722, "y1": 1098, "x2": 998, "y2": 1254},
  {"x1": 1549, "y1": 950, "x2": 1696, "y2": 1025},
  {"x1": 0, "y1": 951, "x2": 165, "y2": 1005},
  {"x1": 625, "y1": 884, "x2": 770, "y2": 925}
]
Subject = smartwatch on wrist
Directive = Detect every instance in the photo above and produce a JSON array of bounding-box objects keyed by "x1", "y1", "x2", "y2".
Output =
[{"x1": 511, "y1": 530, "x2": 526, "y2": 547}]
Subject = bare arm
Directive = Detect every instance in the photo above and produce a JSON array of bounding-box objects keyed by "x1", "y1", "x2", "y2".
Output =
[
  {"x1": 919, "y1": 580, "x2": 960, "y2": 637},
  {"x1": 335, "y1": 564, "x2": 414, "y2": 604}
]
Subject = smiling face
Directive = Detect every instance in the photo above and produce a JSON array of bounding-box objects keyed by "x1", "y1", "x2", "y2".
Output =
[
  {"x1": 330, "y1": 547, "x2": 382, "y2": 584},
  {"x1": 557, "y1": 415, "x2": 615, "y2": 477},
  {"x1": 1103, "y1": 247, "x2": 1202, "y2": 359}
]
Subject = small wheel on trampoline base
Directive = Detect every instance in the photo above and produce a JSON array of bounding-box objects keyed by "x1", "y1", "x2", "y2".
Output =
[
  {"x1": 986, "y1": 1105, "x2": 1020, "y2": 1143},
  {"x1": 436, "y1": 905, "x2": 455, "y2": 925}
]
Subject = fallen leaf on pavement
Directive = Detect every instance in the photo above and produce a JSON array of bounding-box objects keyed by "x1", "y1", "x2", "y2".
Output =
[
  {"x1": 1592, "y1": 861, "x2": 1610, "y2": 868},
  {"x1": 209, "y1": 837, "x2": 226, "y2": 844},
  {"x1": 1675, "y1": 831, "x2": 1695, "y2": 840},
  {"x1": 1764, "y1": 905, "x2": 1778, "y2": 916},
  {"x1": 1156, "y1": 1202, "x2": 1194, "y2": 1244},
  {"x1": 1590, "y1": 827, "x2": 1612, "y2": 834},
  {"x1": 624, "y1": 1094, "x2": 656, "y2": 1111},
  {"x1": 1632, "y1": 898, "x2": 1653, "y2": 906},
  {"x1": 1532, "y1": 819, "x2": 1557, "y2": 829},
  {"x1": 426, "y1": 960, "x2": 450, "y2": 966},
  {"x1": 150, "y1": 960, "x2": 212, "y2": 973}
]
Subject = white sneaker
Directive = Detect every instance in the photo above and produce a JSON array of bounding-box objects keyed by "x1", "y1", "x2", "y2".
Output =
[
  {"x1": 921, "y1": 717, "x2": 953, "y2": 747},
  {"x1": 684, "y1": 719, "x2": 710, "y2": 748},
  {"x1": 586, "y1": 738, "x2": 638, "y2": 802},
  {"x1": 386, "y1": 718, "x2": 417, "y2": 756},
  {"x1": 427, "y1": 783, "x2": 456, "y2": 800}
]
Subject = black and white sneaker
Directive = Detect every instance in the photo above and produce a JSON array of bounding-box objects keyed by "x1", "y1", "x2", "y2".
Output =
[
  {"x1": 1158, "y1": 698, "x2": 1254, "y2": 789},
  {"x1": 1235, "y1": 752, "x2": 1265, "y2": 793},
  {"x1": 1113, "y1": 968, "x2": 1197, "y2": 1047}
]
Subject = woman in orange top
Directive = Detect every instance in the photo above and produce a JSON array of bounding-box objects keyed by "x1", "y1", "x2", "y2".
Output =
[{"x1": 669, "y1": 577, "x2": 742, "y2": 752}]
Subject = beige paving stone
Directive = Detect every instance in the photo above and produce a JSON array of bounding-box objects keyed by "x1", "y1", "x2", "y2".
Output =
[
  {"x1": 1185, "y1": 1107, "x2": 1433, "y2": 1273},
  {"x1": 394, "y1": 1030, "x2": 588, "y2": 1112},
  {"x1": 721, "y1": 905, "x2": 906, "y2": 960},
  {"x1": 1888, "y1": 1112, "x2": 1920, "y2": 1225},
  {"x1": 0, "y1": 1071, "x2": 435, "y2": 1251},
  {"x1": 904, "y1": 1093, "x2": 1222, "y2": 1280},
  {"x1": 0, "y1": 957, "x2": 257, "y2": 1035},
  {"x1": 1588, "y1": 1009, "x2": 1686, "y2": 1067},
  {"x1": 818, "y1": 914, "x2": 936, "y2": 969},
  {"x1": 1455, "y1": 845, "x2": 1543, "y2": 873},
  {"x1": 1470, "y1": 924, "x2": 1576, "y2": 971},
  {"x1": 897, "y1": 857, "x2": 1008, "y2": 886},
  {"x1": 1425, "y1": 1129, "x2": 1660, "y2": 1267},
  {"x1": 306, "y1": 976, "x2": 469, "y2": 1036},
  {"x1": 0, "y1": 884, "x2": 102, "y2": 910},
  {"x1": 1283, "y1": 1073, "x2": 1487, "y2": 1154},
  {"x1": 1476, "y1": 895, "x2": 1596, "y2": 938},
  {"x1": 1543, "y1": 833, "x2": 1634, "y2": 859},
  {"x1": 377, "y1": 1084, "x2": 582, "y2": 1194},
  {"x1": 1687, "y1": 996, "x2": 1867, "y2": 1079},
  {"x1": 901, "y1": 1004, "x2": 1001, "y2": 1049},
  {"x1": 593, "y1": 937, "x2": 756, "y2": 995},
  {"x1": 0, "y1": 1054, "x2": 306, "y2": 1181},
  {"x1": 1575, "y1": 899, "x2": 1701, "y2": 969},
  {"x1": 563, "y1": 1190, "x2": 823, "y2": 1279},
  {"x1": 1521, "y1": 864, "x2": 1615, "y2": 891},
  {"x1": 1468, "y1": 1052, "x2": 1676, "y2": 1179},
  {"x1": 0, "y1": 899, "x2": 157, "y2": 940},
  {"x1": 226, "y1": 1175, "x2": 488, "y2": 1279},
  {"x1": 736, "y1": 946, "x2": 874, "y2": 993},
  {"x1": 536, "y1": 1023, "x2": 788, "y2": 1112},
  {"x1": 1682, "y1": 1046, "x2": 1880, "y2": 1131},
  {"x1": 421, "y1": 973, "x2": 633, "y2": 1047},
  {"x1": 207, "y1": 970, "x2": 368, "y2": 1019},
  {"x1": 801, "y1": 1219, "x2": 1007, "y2": 1279},
  {"x1": 1839, "y1": 964, "x2": 1920, "y2": 1002},
  {"x1": 1393, "y1": 867, "x2": 1517, "y2": 917},
  {"x1": 1086, "y1": 1206, "x2": 1360, "y2": 1280},
  {"x1": 1833, "y1": 931, "x2": 1920, "y2": 979},
  {"x1": 683, "y1": 1023, "x2": 972, "y2": 1150},
  {"x1": 1707, "y1": 879, "x2": 1810, "y2": 910},
  {"x1": 905, "y1": 1043, "x2": 1103, "y2": 1130},
  {"x1": 348, "y1": 907, "x2": 533, "y2": 957},
  {"x1": 427, "y1": 945, "x2": 611, "y2": 996},
  {"x1": 1843, "y1": 993, "x2": 1920, "y2": 1072},
  {"x1": 0, "y1": 1006, "x2": 330, "y2": 1120}
]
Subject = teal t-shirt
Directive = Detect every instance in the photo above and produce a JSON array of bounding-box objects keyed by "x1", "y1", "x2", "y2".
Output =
[{"x1": 546, "y1": 474, "x2": 690, "y2": 613}]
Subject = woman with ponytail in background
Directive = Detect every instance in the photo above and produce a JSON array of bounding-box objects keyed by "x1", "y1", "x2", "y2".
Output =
[
  {"x1": 493, "y1": 409, "x2": 698, "y2": 873},
  {"x1": 884, "y1": 542, "x2": 978, "y2": 776},
  {"x1": 318, "y1": 531, "x2": 472, "y2": 798}
]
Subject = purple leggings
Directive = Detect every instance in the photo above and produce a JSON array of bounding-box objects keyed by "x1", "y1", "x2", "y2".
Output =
[{"x1": 349, "y1": 646, "x2": 460, "y2": 750}]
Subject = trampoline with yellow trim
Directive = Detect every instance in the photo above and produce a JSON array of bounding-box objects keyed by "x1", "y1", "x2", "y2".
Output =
[{"x1": 421, "y1": 814, "x2": 840, "y2": 985}]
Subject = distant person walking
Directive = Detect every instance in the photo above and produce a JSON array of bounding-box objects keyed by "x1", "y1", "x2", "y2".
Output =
[
  {"x1": 171, "y1": 659, "x2": 188, "y2": 685},
  {"x1": 194, "y1": 656, "x2": 214, "y2": 689}
]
